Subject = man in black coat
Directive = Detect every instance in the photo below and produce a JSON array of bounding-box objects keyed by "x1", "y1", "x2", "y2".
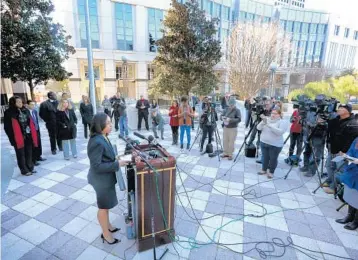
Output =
[
  {"x1": 27, "y1": 100, "x2": 46, "y2": 165},
  {"x1": 111, "y1": 92, "x2": 126, "y2": 132},
  {"x1": 324, "y1": 104, "x2": 358, "y2": 193},
  {"x1": 39, "y1": 92, "x2": 62, "y2": 154},
  {"x1": 135, "y1": 94, "x2": 150, "y2": 131}
]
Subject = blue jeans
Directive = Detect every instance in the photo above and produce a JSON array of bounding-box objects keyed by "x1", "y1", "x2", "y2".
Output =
[
  {"x1": 180, "y1": 125, "x2": 191, "y2": 145},
  {"x1": 62, "y1": 139, "x2": 77, "y2": 159},
  {"x1": 261, "y1": 142, "x2": 282, "y2": 174},
  {"x1": 325, "y1": 153, "x2": 346, "y2": 189},
  {"x1": 119, "y1": 116, "x2": 129, "y2": 137}
]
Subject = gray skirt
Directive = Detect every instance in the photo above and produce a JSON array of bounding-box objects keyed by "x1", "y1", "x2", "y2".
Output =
[
  {"x1": 343, "y1": 185, "x2": 358, "y2": 209},
  {"x1": 92, "y1": 184, "x2": 118, "y2": 209}
]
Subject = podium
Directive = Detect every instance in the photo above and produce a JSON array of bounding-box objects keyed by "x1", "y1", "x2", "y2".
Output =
[{"x1": 125, "y1": 144, "x2": 176, "y2": 252}]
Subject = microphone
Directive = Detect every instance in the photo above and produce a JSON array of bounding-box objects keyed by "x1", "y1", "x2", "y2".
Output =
[
  {"x1": 148, "y1": 135, "x2": 163, "y2": 148},
  {"x1": 133, "y1": 131, "x2": 150, "y2": 142}
]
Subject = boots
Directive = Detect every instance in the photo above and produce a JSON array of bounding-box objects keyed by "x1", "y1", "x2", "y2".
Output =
[
  {"x1": 172, "y1": 135, "x2": 175, "y2": 145},
  {"x1": 344, "y1": 207, "x2": 358, "y2": 230},
  {"x1": 174, "y1": 133, "x2": 178, "y2": 145},
  {"x1": 336, "y1": 205, "x2": 356, "y2": 224}
]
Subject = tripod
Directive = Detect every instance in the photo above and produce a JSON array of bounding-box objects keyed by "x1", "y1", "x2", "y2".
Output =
[{"x1": 234, "y1": 119, "x2": 259, "y2": 162}]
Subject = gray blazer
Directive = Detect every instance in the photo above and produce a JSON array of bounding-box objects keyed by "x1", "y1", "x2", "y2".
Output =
[{"x1": 87, "y1": 134, "x2": 119, "y2": 188}]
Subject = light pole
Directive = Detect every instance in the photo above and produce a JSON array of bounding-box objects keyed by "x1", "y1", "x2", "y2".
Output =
[
  {"x1": 269, "y1": 62, "x2": 277, "y2": 97},
  {"x1": 84, "y1": 0, "x2": 96, "y2": 113},
  {"x1": 121, "y1": 56, "x2": 128, "y2": 98}
]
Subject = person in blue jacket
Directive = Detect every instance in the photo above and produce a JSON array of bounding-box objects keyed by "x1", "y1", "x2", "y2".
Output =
[{"x1": 336, "y1": 137, "x2": 358, "y2": 230}]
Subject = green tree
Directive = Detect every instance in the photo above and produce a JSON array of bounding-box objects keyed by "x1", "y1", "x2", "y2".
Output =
[
  {"x1": 1, "y1": 0, "x2": 75, "y2": 100},
  {"x1": 151, "y1": 0, "x2": 222, "y2": 96}
]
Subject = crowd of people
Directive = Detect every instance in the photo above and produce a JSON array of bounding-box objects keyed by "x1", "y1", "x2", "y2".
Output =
[{"x1": 3, "y1": 91, "x2": 358, "y2": 235}]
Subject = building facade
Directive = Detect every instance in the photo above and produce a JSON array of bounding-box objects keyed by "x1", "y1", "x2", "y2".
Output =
[{"x1": 48, "y1": 0, "x2": 358, "y2": 101}]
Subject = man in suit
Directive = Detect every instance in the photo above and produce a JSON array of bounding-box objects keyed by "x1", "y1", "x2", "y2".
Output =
[
  {"x1": 39, "y1": 91, "x2": 62, "y2": 154},
  {"x1": 27, "y1": 100, "x2": 46, "y2": 165},
  {"x1": 135, "y1": 94, "x2": 150, "y2": 131}
]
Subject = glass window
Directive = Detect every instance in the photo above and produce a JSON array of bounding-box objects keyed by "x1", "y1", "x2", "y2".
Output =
[
  {"x1": 212, "y1": 3, "x2": 220, "y2": 18},
  {"x1": 115, "y1": 3, "x2": 133, "y2": 51},
  {"x1": 239, "y1": 11, "x2": 246, "y2": 21},
  {"x1": 334, "y1": 25, "x2": 340, "y2": 36},
  {"x1": 148, "y1": 8, "x2": 163, "y2": 52},
  {"x1": 301, "y1": 23, "x2": 308, "y2": 34},
  {"x1": 306, "y1": 41, "x2": 314, "y2": 55},
  {"x1": 314, "y1": 41, "x2": 322, "y2": 55},
  {"x1": 293, "y1": 22, "x2": 301, "y2": 33},
  {"x1": 203, "y1": 0, "x2": 211, "y2": 14},
  {"x1": 354, "y1": 31, "x2": 358, "y2": 40},
  {"x1": 286, "y1": 21, "x2": 293, "y2": 32},
  {"x1": 77, "y1": 0, "x2": 100, "y2": 48},
  {"x1": 84, "y1": 66, "x2": 100, "y2": 80},
  {"x1": 221, "y1": 28, "x2": 229, "y2": 43},
  {"x1": 317, "y1": 24, "x2": 326, "y2": 34},
  {"x1": 247, "y1": 13, "x2": 254, "y2": 21},
  {"x1": 309, "y1": 23, "x2": 317, "y2": 34},
  {"x1": 344, "y1": 28, "x2": 350, "y2": 38},
  {"x1": 222, "y1": 6, "x2": 230, "y2": 20}
]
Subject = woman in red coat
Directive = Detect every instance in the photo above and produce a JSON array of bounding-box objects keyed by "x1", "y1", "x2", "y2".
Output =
[{"x1": 169, "y1": 100, "x2": 179, "y2": 145}]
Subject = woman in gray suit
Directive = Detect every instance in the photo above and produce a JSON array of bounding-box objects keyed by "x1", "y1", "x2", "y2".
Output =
[{"x1": 87, "y1": 113, "x2": 128, "y2": 245}]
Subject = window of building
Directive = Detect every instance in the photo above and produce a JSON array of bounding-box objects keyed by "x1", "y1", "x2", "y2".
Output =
[
  {"x1": 203, "y1": 0, "x2": 211, "y2": 14},
  {"x1": 115, "y1": 3, "x2": 133, "y2": 51},
  {"x1": 306, "y1": 41, "x2": 314, "y2": 56},
  {"x1": 147, "y1": 66, "x2": 155, "y2": 80},
  {"x1": 148, "y1": 8, "x2": 163, "y2": 52},
  {"x1": 334, "y1": 25, "x2": 340, "y2": 36},
  {"x1": 309, "y1": 23, "x2": 317, "y2": 34},
  {"x1": 247, "y1": 13, "x2": 254, "y2": 21},
  {"x1": 116, "y1": 64, "x2": 134, "y2": 80},
  {"x1": 317, "y1": 24, "x2": 326, "y2": 34},
  {"x1": 293, "y1": 22, "x2": 301, "y2": 33},
  {"x1": 301, "y1": 23, "x2": 309, "y2": 34},
  {"x1": 222, "y1": 6, "x2": 230, "y2": 21},
  {"x1": 221, "y1": 28, "x2": 229, "y2": 43},
  {"x1": 286, "y1": 21, "x2": 293, "y2": 32},
  {"x1": 314, "y1": 41, "x2": 322, "y2": 56},
  {"x1": 84, "y1": 66, "x2": 100, "y2": 80},
  {"x1": 77, "y1": 0, "x2": 100, "y2": 48},
  {"x1": 239, "y1": 11, "x2": 246, "y2": 21},
  {"x1": 344, "y1": 28, "x2": 350, "y2": 38},
  {"x1": 354, "y1": 31, "x2": 358, "y2": 40},
  {"x1": 212, "y1": 2, "x2": 220, "y2": 18}
]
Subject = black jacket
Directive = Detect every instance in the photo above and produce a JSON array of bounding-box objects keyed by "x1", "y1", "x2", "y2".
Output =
[
  {"x1": 39, "y1": 99, "x2": 58, "y2": 124},
  {"x1": 87, "y1": 134, "x2": 119, "y2": 188},
  {"x1": 112, "y1": 97, "x2": 126, "y2": 117},
  {"x1": 4, "y1": 107, "x2": 31, "y2": 147},
  {"x1": 136, "y1": 99, "x2": 150, "y2": 114},
  {"x1": 56, "y1": 109, "x2": 78, "y2": 140},
  {"x1": 328, "y1": 115, "x2": 358, "y2": 154},
  {"x1": 80, "y1": 103, "x2": 94, "y2": 125}
]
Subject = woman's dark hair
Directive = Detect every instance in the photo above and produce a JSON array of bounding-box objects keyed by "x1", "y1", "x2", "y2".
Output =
[
  {"x1": 8, "y1": 96, "x2": 22, "y2": 109},
  {"x1": 181, "y1": 96, "x2": 188, "y2": 103},
  {"x1": 90, "y1": 113, "x2": 109, "y2": 136}
]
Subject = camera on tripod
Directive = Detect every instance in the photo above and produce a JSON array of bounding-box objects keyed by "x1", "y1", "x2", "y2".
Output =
[{"x1": 251, "y1": 97, "x2": 266, "y2": 116}]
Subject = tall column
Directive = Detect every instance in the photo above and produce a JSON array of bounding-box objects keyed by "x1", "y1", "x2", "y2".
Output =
[{"x1": 282, "y1": 73, "x2": 290, "y2": 98}]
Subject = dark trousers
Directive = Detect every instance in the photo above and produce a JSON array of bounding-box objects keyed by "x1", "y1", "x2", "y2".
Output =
[
  {"x1": 201, "y1": 125, "x2": 214, "y2": 148},
  {"x1": 289, "y1": 132, "x2": 303, "y2": 157},
  {"x1": 84, "y1": 123, "x2": 91, "y2": 138},
  {"x1": 261, "y1": 142, "x2": 282, "y2": 174},
  {"x1": 191, "y1": 107, "x2": 195, "y2": 129},
  {"x1": 245, "y1": 109, "x2": 252, "y2": 128},
  {"x1": 114, "y1": 116, "x2": 120, "y2": 131},
  {"x1": 303, "y1": 137, "x2": 325, "y2": 174},
  {"x1": 171, "y1": 126, "x2": 179, "y2": 135},
  {"x1": 138, "y1": 112, "x2": 149, "y2": 130},
  {"x1": 46, "y1": 122, "x2": 62, "y2": 151},
  {"x1": 32, "y1": 130, "x2": 42, "y2": 162},
  {"x1": 15, "y1": 135, "x2": 34, "y2": 175}
]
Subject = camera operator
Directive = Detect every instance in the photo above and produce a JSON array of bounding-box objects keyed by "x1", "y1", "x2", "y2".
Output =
[
  {"x1": 323, "y1": 104, "x2": 358, "y2": 194},
  {"x1": 248, "y1": 97, "x2": 272, "y2": 163},
  {"x1": 300, "y1": 109, "x2": 327, "y2": 177},
  {"x1": 199, "y1": 99, "x2": 218, "y2": 153}
]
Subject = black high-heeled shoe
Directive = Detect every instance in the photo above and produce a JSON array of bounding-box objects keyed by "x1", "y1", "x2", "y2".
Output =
[
  {"x1": 101, "y1": 234, "x2": 120, "y2": 244},
  {"x1": 109, "y1": 227, "x2": 120, "y2": 233}
]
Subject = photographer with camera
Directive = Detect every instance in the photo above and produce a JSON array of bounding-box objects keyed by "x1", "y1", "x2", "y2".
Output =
[
  {"x1": 199, "y1": 99, "x2": 218, "y2": 153},
  {"x1": 112, "y1": 92, "x2": 128, "y2": 136},
  {"x1": 248, "y1": 97, "x2": 272, "y2": 163},
  {"x1": 323, "y1": 104, "x2": 358, "y2": 194},
  {"x1": 300, "y1": 108, "x2": 327, "y2": 177}
]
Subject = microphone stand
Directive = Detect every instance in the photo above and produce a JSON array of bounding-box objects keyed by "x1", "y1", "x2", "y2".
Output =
[{"x1": 118, "y1": 136, "x2": 169, "y2": 260}]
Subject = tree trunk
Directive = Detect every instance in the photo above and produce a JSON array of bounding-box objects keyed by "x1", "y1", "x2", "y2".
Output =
[{"x1": 28, "y1": 80, "x2": 35, "y2": 101}]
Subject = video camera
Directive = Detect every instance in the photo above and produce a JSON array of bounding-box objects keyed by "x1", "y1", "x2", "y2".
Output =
[
  {"x1": 251, "y1": 97, "x2": 266, "y2": 116},
  {"x1": 292, "y1": 94, "x2": 339, "y2": 121}
]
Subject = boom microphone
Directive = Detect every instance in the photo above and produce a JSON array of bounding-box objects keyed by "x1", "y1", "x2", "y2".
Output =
[{"x1": 148, "y1": 135, "x2": 163, "y2": 148}]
